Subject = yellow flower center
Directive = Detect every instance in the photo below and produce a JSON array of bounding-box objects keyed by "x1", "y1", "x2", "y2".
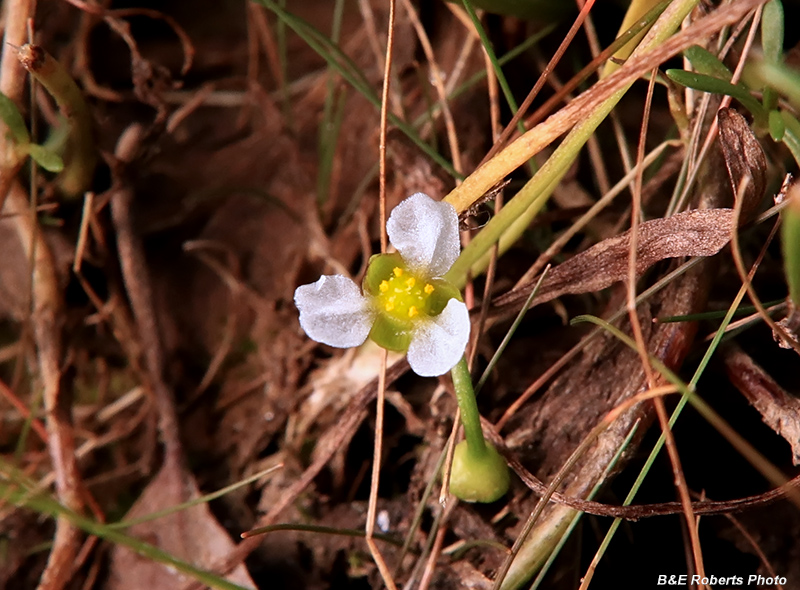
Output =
[{"x1": 377, "y1": 267, "x2": 435, "y2": 321}]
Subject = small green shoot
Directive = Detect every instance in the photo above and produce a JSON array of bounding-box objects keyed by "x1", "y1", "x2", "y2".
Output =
[
  {"x1": 21, "y1": 144, "x2": 65, "y2": 173},
  {"x1": 0, "y1": 92, "x2": 30, "y2": 144},
  {"x1": 18, "y1": 44, "x2": 95, "y2": 197},
  {"x1": 0, "y1": 90, "x2": 64, "y2": 173}
]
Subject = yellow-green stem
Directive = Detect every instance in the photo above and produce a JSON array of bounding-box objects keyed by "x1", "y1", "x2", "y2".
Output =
[
  {"x1": 450, "y1": 356, "x2": 487, "y2": 457},
  {"x1": 18, "y1": 44, "x2": 95, "y2": 198}
]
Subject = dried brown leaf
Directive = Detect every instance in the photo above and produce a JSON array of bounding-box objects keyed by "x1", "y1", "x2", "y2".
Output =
[
  {"x1": 493, "y1": 208, "x2": 735, "y2": 314},
  {"x1": 717, "y1": 107, "x2": 767, "y2": 224},
  {"x1": 106, "y1": 464, "x2": 255, "y2": 590}
]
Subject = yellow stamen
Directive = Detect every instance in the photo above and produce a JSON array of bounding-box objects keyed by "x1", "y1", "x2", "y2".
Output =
[
  {"x1": 408, "y1": 306, "x2": 418, "y2": 318},
  {"x1": 379, "y1": 280, "x2": 389, "y2": 293},
  {"x1": 393, "y1": 267, "x2": 403, "y2": 277},
  {"x1": 405, "y1": 277, "x2": 416, "y2": 288},
  {"x1": 385, "y1": 300, "x2": 395, "y2": 312},
  {"x1": 424, "y1": 284, "x2": 434, "y2": 294}
]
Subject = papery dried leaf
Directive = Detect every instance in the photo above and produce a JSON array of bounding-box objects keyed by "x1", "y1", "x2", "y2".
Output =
[
  {"x1": 106, "y1": 464, "x2": 255, "y2": 590},
  {"x1": 718, "y1": 107, "x2": 767, "y2": 223},
  {"x1": 493, "y1": 208, "x2": 735, "y2": 314}
]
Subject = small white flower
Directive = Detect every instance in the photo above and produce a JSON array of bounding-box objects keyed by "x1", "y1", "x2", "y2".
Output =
[{"x1": 294, "y1": 192, "x2": 469, "y2": 377}]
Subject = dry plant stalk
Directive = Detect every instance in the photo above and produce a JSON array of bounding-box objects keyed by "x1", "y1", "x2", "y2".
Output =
[
  {"x1": 0, "y1": 1, "x2": 84, "y2": 589},
  {"x1": 724, "y1": 344, "x2": 800, "y2": 466}
]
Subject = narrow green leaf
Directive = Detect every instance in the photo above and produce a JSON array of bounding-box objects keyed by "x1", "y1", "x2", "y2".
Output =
[
  {"x1": 666, "y1": 69, "x2": 767, "y2": 122},
  {"x1": 253, "y1": 0, "x2": 459, "y2": 179},
  {"x1": 0, "y1": 92, "x2": 30, "y2": 144},
  {"x1": 769, "y1": 109, "x2": 786, "y2": 141},
  {"x1": 461, "y1": 0, "x2": 523, "y2": 131},
  {"x1": 761, "y1": 1, "x2": 784, "y2": 110},
  {"x1": 683, "y1": 45, "x2": 732, "y2": 81},
  {"x1": 24, "y1": 144, "x2": 65, "y2": 172},
  {"x1": 783, "y1": 190, "x2": 800, "y2": 307},
  {"x1": 780, "y1": 110, "x2": 800, "y2": 168},
  {"x1": 761, "y1": 0, "x2": 784, "y2": 65}
]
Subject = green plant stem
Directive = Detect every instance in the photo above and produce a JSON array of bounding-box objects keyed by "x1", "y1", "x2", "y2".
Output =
[
  {"x1": 18, "y1": 44, "x2": 95, "y2": 198},
  {"x1": 450, "y1": 356, "x2": 487, "y2": 457}
]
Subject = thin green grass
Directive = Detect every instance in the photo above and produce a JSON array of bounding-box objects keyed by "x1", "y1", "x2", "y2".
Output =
[
  {"x1": 255, "y1": 0, "x2": 460, "y2": 179},
  {"x1": 460, "y1": 0, "x2": 524, "y2": 133},
  {"x1": 317, "y1": 0, "x2": 347, "y2": 207},
  {"x1": 276, "y1": 0, "x2": 293, "y2": 129}
]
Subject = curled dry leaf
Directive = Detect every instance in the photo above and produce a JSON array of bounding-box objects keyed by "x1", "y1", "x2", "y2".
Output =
[
  {"x1": 493, "y1": 208, "x2": 736, "y2": 315},
  {"x1": 717, "y1": 107, "x2": 767, "y2": 224},
  {"x1": 492, "y1": 109, "x2": 767, "y2": 318}
]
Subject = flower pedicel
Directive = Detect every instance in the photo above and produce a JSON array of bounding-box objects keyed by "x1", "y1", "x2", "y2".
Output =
[{"x1": 294, "y1": 192, "x2": 510, "y2": 502}]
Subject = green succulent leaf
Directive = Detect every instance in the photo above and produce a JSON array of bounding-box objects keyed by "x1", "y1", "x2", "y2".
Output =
[
  {"x1": 666, "y1": 69, "x2": 766, "y2": 123},
  {"x1": 769, "y1": 109, "x2": 786, "y2": 141},
  {"x1": 683, "y1": 45, "x2": 732, "y2": 81},
  {"x1": 0, "y1": 91, "x2": 30, "y2": 144},
  {"x1": 761, "y1": 0, "x2": 784, "y2": 65},
  {"x1": 761, "y1": 1, "x2": 784, "y2": 110},
  {"x1": 23, "y1": 143, "x2": 65, "y2": 173}
]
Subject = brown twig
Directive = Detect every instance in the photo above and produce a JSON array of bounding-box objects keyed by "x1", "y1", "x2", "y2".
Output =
[
  {"x1": 108, "y1": 124, "x2": 184, "y2": 469},
  {"x1": 1, "y1": 2, "x2": 86, "y2": 589}
]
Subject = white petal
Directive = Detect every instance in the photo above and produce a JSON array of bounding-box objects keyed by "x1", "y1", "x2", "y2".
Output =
[
  {"x1": 294, "y1": 275, "x2": 374, "y2": 348},
  {"x1": 407, "y1": 299, "x2": 470, "y2": 377},
  {"x1": 386, "y1": 192, "x2": 460, "y2": 277}
]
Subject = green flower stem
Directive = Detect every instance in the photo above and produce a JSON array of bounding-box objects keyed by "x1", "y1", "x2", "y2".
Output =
[
  {"x1": 451, "y1": 356, "x2": 487, "y2": 457},
  {"x1": 449, "y1": 357, "x2": 510, "y2": 503}
]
